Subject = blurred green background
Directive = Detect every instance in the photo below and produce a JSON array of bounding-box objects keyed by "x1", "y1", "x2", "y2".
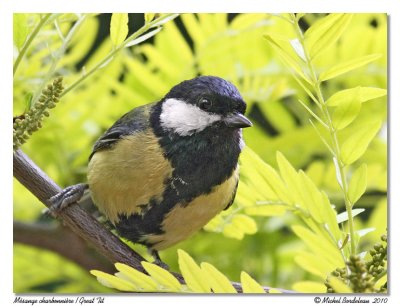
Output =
[{"x1": 13, "y1": 13, "x2": 387, "y2": 293}]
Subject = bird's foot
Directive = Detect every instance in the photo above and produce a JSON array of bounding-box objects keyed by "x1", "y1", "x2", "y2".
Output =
[
  {"x1": 48, "y1": 183, "x2": 88, "y2": 216},
  {"x1": 149, "y1": 249, "x2": 170, "y2": 270}
]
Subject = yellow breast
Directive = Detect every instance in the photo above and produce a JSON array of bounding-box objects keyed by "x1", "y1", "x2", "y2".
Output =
[
  {"x1": 144, "y1": 167, "x2": 239, "y2": 250},
  {"x1": 87, "y1": 131, "x2": 173, "y2": 223}
]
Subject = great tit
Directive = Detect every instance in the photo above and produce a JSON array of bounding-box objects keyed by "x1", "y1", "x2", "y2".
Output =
[{"x1": 51, "y1": 76, "x2": 252, "y2": 263}]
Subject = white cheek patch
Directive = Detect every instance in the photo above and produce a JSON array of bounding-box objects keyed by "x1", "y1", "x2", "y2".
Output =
[{"x1": 160, "y1": 98, "x2": 222, "y2": 136}]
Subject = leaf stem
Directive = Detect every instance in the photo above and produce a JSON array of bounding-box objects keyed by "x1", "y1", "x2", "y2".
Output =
[
  {"x1": 13, "y1": 13, "x2": 52, "y2": 76},
  {"x1": 291, "y1": 14, "x2": 356, "y2": 255}
]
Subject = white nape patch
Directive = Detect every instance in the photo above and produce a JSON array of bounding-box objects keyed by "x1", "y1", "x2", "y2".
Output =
[{"x1": 160, "y1": 98, "x2": 221, "y2": 136}]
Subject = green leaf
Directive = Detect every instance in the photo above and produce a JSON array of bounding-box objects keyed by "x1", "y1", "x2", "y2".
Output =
[
  {"x1": 110, "y1": 13, "x2": 129, "y2": 47},
  {"x1": 177, "y1": 249, "x2": 211, "y2": 293},
  {"x1": 348, "y1": 164, "x2": 368, "y2": 204},
  {"x1": 244, "y1": 203, "x2": 287, "y2": 216},
  {"x1": 305, "y1": 161, "x2": 325, "y2": 186},
  {"x1": 291, "y1": 225, "x2": 343, "y2": 267},
  {"x1": 336, "y1": 208, "x2": 365, "y2": 224},
  {"x1": 276, "y1": 151, "x2": 304, "y2": 208},
  {"x1": 327, "y1": 86, "x2": 387, "y2": 106},
  {"x1": 157, "y1": 17, "x2": 193, "y2": 66},
  {"x1": 125, "y1": 57, "x2": 171, "y2": 95},
  {"x1": 309, "y1": 14, "x2": 353, "y2": 59},
  {"x1": 321, "y1": 192, "x2": 342, "y2": 241},
  {"x1": 240, "y1": 271, "x2": 265, "y2": 293},
  {"x1": 329, "y1": 277, "x2": 353, "y2": 293},
  {"x1": 298, "y1": 171, "x2": 324, "y2": 223},
  {"x1": 241, "y1": 148, "x2": 292, "y2": 204},
  {"x1": 114, "y1": 263, "x2": 158, "y2": 291},
  {"x1": 200, "y1": 263, "x2": 237, "y2": 293},
  {"x1": 295, "y1": 252, "x2": 335, "y2": 278},
  {"x1": 237, "y1": 180, "x2": 270, "y2": 206},
  {"x1": 144, "y1": 13, "x2": 156, "y2": 24},
  {"x1": 331, "y1": 92, "x2": 361, "y2": 130},
  {"x1": 13, "y1": 14, "x2": 29, "y2": 49},
  {"x1": 341, "y1": 120, "x2": 381, "y2": 165},
  {"x1": 231, "y1": 214, "x2": 257, "y2": 235},
  {"x1": 305, "y1": 13, "x2": 344, "y2": 45},
  {"x1": 125, "y1": 27, "x2": 162, "y2": 47},
  {"x1": 264, "y1": 34, "x2": 312, "y2": 84},
  {"x1": 358, "y1": 87, "x2": 387, "y2": 102},
  {"x1": 140, "y1": 45, "x2": 178, "y2": 78},
  {"x1": 356, "y1": 227, "x2": 375, "y2": 238},
  {"x1": 375, "y1": 274, "x2": 387, "y2": 290},
  {"x1": 141, "y1": 261, "x2": 182, "y2": 292},
  {"x1": 319, "y1": 54, "x2": 382, "y2": 82},
  {"x1": 222, "y1": 223, "x2": 245, "y2": 240},
  {"x1": 24, "y1": 92, "x2": 33, "y2": 112},
  {"x1": 90, "y1": 270, "x2": 136, "y2": 291},
  {"x1": 149, "y1": 13, "x2": 179, "y2": 29},
  {"x1": 180, "y1": 13, "x2": 207, "y2": 45}
]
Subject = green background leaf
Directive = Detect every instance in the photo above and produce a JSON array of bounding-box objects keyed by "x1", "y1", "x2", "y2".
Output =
[
  {"x1": 200, "y1": 263, "x2": 237, "y2": 293},
  {"x1": 341, "y1": 121, "x2": 382, "y2": 165},
  {"x1": 13, "y1": 14, "x2": 30, "y2": 49},
  {"x1": 110, "y1": 13, "x2": 129, "y2": 47},
  {"x1": 326, "y1": 86, "x2": 387, "y2": 106},
  {"x1": 331, "y1": 94, "x2": 361, "y2": 130},
  {"x1": 319, "y1": 54, "x2": 381, "y2": 81},
  {"x1": 178, "y1": 250, "x2": 210, "y2": 293},
  {"x1": 309, "y1": 14, "x2": 353, "y2": 59},
  {"x1": 241, "y1": 271, "x2": 266, "y2": 293},
  {"x1": 348, "y1": 164, "x2": 368, "y2": 204},
  {"x1": 141, "y1": 261, "x2": 182, "y2": 291}
]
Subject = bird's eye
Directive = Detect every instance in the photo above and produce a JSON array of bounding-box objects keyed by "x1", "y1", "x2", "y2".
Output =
[{"x1": 199, "y1": 98, "x2": 212, "y2": 110}]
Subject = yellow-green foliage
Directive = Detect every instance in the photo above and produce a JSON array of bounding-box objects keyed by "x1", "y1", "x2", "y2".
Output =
[
  {"x1": 91, "y1": 249, "x2": 276, "y2": 293},
  {"x1": 13, "y1": 13, "x2": 386, "y2": 293}
]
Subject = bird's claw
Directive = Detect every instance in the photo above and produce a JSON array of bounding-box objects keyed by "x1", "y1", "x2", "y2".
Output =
[
  {"x1": 154, "y1": 259, "x2": 170, "y2": 271},
  {"x1": 149, "y1": 249, "x2": 170, "y2": 270},
  {"x1": 48, "y1": 183, "x2": 88, "y2": 215}
]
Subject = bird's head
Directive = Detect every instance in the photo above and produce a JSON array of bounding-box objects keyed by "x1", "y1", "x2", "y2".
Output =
[{"x1": 159, "y1": 76, "x2": 252, "y2": 136}]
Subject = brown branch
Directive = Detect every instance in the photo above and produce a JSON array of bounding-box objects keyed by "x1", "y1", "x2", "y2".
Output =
[
  {"x1": 13, "y1": 149, "x2": 147, "y2": 273},
  {"x1": 14, "y1": 221, "x2": 115, "y2": 274},
  {"x1": 13, "y1": 149, "x2": 294, "y2": 293}
]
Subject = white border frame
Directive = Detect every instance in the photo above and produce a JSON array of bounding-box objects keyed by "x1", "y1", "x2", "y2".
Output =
[{"x1": 2, "y1": 1, "x2": 398, "y2": 305}]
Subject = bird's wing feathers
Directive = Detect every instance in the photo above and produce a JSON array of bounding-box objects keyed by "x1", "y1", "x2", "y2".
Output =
[
  {"x1": 87, "y1": 102, "x2": 175, "y2": 223},
  {"x1": 89, "y1": 103, "x2": 154, "y2": 160}
]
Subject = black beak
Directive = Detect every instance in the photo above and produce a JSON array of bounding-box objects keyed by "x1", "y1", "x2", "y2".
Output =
[{"x1": 224, "y1": 113, "x2": 252, "y2": 128}]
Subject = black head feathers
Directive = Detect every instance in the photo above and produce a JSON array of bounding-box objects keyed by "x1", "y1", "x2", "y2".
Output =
[{"x1": 164, "y1": 76, "x2": 247, "y2": 116}]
